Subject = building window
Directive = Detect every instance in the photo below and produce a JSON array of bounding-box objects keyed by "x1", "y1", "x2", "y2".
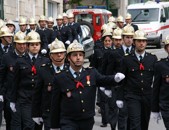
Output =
[
  {"x1": 48, "y1": 2, "x2": 53, "y2": 17},
  {"x1": 0, "y1": 0, "x2": 4, "y2": 19}
]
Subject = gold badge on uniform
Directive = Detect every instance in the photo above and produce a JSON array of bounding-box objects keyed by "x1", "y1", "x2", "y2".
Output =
[
  {"x1": 86, "y1": 75, "x2": 90, "y2": 86},
  {"x1": 66, "y1": 91, "x2": 72, "y2": 98},
  {"x1": 47, "y1": 83, "x2": 52, "y2": 92}
]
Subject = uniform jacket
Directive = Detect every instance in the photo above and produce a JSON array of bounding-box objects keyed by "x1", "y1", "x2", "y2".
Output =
[
  {"x1": 32, "y1": 62, "x2": 68, "y2": 117},
  {"x1": 152, "y1": 57, "x2": 169, "y2": 112},
  {"x1": 10, "y1": 54, "x2": 49, "y2": 104},
  {"x1": 50, "y1": 67, "x2": 117, "y2": 128}
]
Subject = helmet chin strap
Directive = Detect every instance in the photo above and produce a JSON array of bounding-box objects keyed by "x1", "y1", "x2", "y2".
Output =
[
  {"x1": 2, "y1": 37, "x2": 11, "y2": 45},
  {"x1": 69, "y1": 57, "x2": 82, "y2": 67}
]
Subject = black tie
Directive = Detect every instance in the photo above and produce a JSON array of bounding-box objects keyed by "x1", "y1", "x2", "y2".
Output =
[
  {"x1": 3, "y1": 46, "x2": 8, "y2": 53},
  {"x1": 58, "y1": 26, "x2": 61, "y2": 30},
  {"x1": 74, "y1": 72, "x2": 80, "y2": 80},
  {"x1": 32, "y1": 56, "x2": 36, "y2": 64},
  {"x1": 139, "y1": 55, "x2": 143, "y2": 63},
  {"x1": 126, "y1": 48, "x2": 129, "y2": 54},
  {"x1": 56, "y1": 66, "x2": 60, "y2": 71}
]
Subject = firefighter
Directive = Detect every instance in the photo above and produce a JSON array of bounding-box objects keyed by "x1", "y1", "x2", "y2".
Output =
[
  {"x1": 121, "y1": 30, "x2": 157, "y2": 130},
  {"x1": 50, "y1": 41, "x2": 125, "y2": 130},
  {"x1": 47, "y1": 17, "x2": 54, "y2": 30},
  {"x1": 10, "y1": 31, "x2": 48, "y2": 130},
  {"x1": 6, "y1": 20, "x2": 16, "y2": 34},
  {"x1": 124, "y1": 13, "x2": 138, "y2": 31},
  {"x1": 151, "y1": 35, "x2": 169, "y2": 130},
  {"x1": 32, "y1": 38, "x2": 68, "y2": 130},
  {"x1": 18, "y1": 17, "x2": 28, "y2": 34},
  {"x1": 0, "y1": 31, "x2": 27, "y2": 130},
  {"x1": 116, "y1": 16, "x2": 124, "y2": 29}
]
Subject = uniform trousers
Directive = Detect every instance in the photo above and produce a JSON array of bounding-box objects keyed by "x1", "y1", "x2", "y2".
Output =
[
  {"x1": 60, "y1": 117, "x2": 94, "y2": 130},
  {"x1": 11, "y1": 101, "x2": 35, "y2": 130},
  {"x1": 126, "y1": 94, "x2": 151, "y2": 130},
  {"x1": 160, "y1": 103, "x2": 169, "y2": 130}
]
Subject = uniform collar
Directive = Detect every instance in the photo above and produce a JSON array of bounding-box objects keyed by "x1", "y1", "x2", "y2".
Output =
[
  {"x1": 52, "y1": 63, "x2": 64, "y2": 73},
  {"x1": 135, "y1": 50, "x2": 145, "y2": 60},
  {"x1": 28, "y1": 52, "x2": 38, "y2": 59},
  {"x1": 122, "y1": 44, "x2": 132, "y2": 52},
  {"x1": 69, "y1": 66, "x2": 82, "y2": 78}
]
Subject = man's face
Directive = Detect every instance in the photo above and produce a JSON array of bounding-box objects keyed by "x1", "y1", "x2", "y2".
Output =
[
  {"x1": 50, "y1": 52, "x2": 66, "y2": 63},
  {"x1": 103, "y1": 36, "x2": 113, "y2": 48},
  {"x1": 29, "y1": 24, "x2": 36, "y2": 30},
  {"x1": 19, "y1": 25, "x2": 27, "y2": 32},
  {"x1": 68, "y1": 17, "x2": 74, "y2": 23},
  {"x1": 134, "y1": 39, "x2": 147, "y2": 53},
  {"x1": 125, "y1": 19, "x2": 132, "y2": 24},
  {"x1": 1, "y1": 36, "x2": 13, "y2": 45},
  {"x1": 63, "y1": 17, "x2": 68, "y2": 25},
  {"x1": 7, "y1": 24, "x2": 15, "y2": 33},
  {"x1": 117, "y1": 22, "x2": 124, "y2": 28},
  {"x1": 113, "y1": 38, "x2": 123, "y2": 49},
  {"x1": 39, "y1": 21, "x2": 47, "y2": 28},
  {"x1": 123, "y1": 35, "x2": 133, "y2": 47},
  {"x1": 47, "y1": 21, "x2": 54, "y2": 28},
  {"x1": 56, "y1": 19, "x2": 63, "y2": 26},
  {"x1": 68, "y1": 52, "x2": 84, "y2": 67},
  {"x1": 28, "y1": 42, "x2": 41, "y2": 55},
  {"x1": 15, "y1": 43, "x2": 27, "y2": 54}
]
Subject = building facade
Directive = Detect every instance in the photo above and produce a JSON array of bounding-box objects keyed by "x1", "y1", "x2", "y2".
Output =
[{"x1": 0, "y1": 0, "x2": 63, "y2": 21}]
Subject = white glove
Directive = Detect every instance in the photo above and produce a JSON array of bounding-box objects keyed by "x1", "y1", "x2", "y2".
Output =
[
  {"x1": 104, "y1": 90, "x2": 112, "y2": 98},
  {"x1": 32, "y1": 117, "x2": 43, "y2": 125},
  {"x1": 10, "y1": 102, "x2": 16, "y2": 112},
  {"x1": 116, "y1": 100, "x2": 124, "y2": 108},
  {"x1": 65, "y1": 41, "x2": 70, "y2": 45},
  {"x1": 114, "y1": 73, "x2": 125, "y2": 83},
  {"x1": 41, "y1": 49, "x2": 47, "y2": 54},
  {"x1": 151, "y1": 112, "x2": 161, "y2": 124},
  {"x1": 99, "y1": 87, "x2": 105, "y2": 92},
  {"x1": 0, "y1": 95, "x2": 4, "y2": 102}
]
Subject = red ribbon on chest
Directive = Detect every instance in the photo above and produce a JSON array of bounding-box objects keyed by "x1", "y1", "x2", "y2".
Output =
[
  {"x1": 31, "y1": 65, "x2": 37, "y2": 74},
  {"x1": 75, "y1": 81, "x2": 84, "y2": 89},
  {"x1": 139, "y1": 63, "x2": 144, "y2": 71}
]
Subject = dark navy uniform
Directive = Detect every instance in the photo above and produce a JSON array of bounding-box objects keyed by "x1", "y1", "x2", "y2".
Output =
[
  {"x1": 52, "y1": 25, "x2": 73, "y2": 48},
  {"x1": 32, "y1": 62, "x2": 68, "y2": 130},
  {"x1": 0, "y1": 49, "x2": 15, "y2": 130},
  {"x1": 121, "y1": 52, "x2": 157, "y2": 130},
  {"x1": 10, "y1": 54, "x2": 49, "y2": 130},
  {"x1": 152, "y1": 57, "x2": 169, "y2": 129},
  {"x1": 50, "y1": 67, "x2": 118, "y2": 130}
]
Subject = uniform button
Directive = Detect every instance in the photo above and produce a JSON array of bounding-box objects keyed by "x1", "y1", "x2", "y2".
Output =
[
  {"x1": 140, "y1": 73, "x2": 143, "y2": 76},
  {"x1": 32, "y1": 84, "x2": 34, "y2": 87},
  {"x1": 82, "y1": 109, "x2": 85, "y2": 112},
  {"x1": 79, "y1": 91, "x2": 82, "y2": 94},
  {"x1": 32, "y1": 79, "x2": 34, "y2": 81},
  {"x1": 46, "y1": 109, "x2": 50, "y2": 112},
  {"x1": 32, "y1": 73, "x2": 34, "y2": 76},
  {"x1": 141, "y1": 80, "x2": 143, "y2": 83},
  {"x1": 81, "y1": 100, "x2": 84, "y2": 103},
  {"x1": 141, "y1": 88, "x2": 144, "y2": 91}
]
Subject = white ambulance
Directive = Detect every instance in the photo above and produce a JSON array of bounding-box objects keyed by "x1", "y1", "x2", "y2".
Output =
[{"x1": 127, "y1": 1, "x2": 169, "y2": 48}]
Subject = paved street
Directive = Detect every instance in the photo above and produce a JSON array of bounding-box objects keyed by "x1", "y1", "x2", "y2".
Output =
[{"x1": 1, "y1": 48, "x2": 167, "y2": 130}]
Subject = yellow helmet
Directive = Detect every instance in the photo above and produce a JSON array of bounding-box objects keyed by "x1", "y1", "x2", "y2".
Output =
[
  {"x1": 26, "y1": 31, "x2": 41, "y2": 43},
  {"x1": 6, "y1": 19, "x2": 15, "y2": 27},
  {"x1": 63, "y1": 12, "x2": 68, "y2": 17},
  {"x1": 0, "y1": 26, "x2": 13, "y2": 37},
  {"x1": 107, "y1": 22, "x2": 117, "y2": 29},
  {"x1": 19, "y1": 17, "x2": 27, "y2": 25},
  {"x1": 56, "y1": 14, "x2": 63, "y2": 20},
  {"x1": 68, "y1": 13, "x2": 74, "y2": 18},
  {"x1": 67, "y1": 40, "x2": 84, "y2": 54},
  {"x1": 49, "y1": 38, "x2": 66, "y2": 53},
  {"x1": 39, "y1": 15, "x2": 47, "y2": 21},
  {"x1": 14, "y1": 31, "x2": 27, "y2": 43},
  {"x1": 113, "y1": 28, "x2": 122, "y2": 39},
  {"x1": 133, "y1": 30, "x2": 147, "y2": 40},
  {"x1": 125, "y1": 13, "x2": 132, "y2": 19},
  {"x1": 117, "y1": 16, "x2": 124, "y2": 23},
  {"x1": 29, "y1": 17, "x2": 36, "y2": 25},
  {"x1": 165, "y1": 35, "x2": 169, "y2": 46},
  {"x1": 122, "y1": 24, "x2": 134, "y2": 36},
  {"x1": 102, "y1": 31, "x2": 112, "y2": 38},
  {"x1": 48, "y1": 17, "x2": 54, "y2": 23},
  {"x1": 101, "y1": 24, "x2": 108, "y2": 31},
  {"x1": 108, "y1": 16, "x2": 116, "y2": 23}
]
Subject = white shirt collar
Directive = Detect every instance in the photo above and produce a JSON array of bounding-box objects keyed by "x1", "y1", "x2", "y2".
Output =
[
  {"x1": 135, "y1": 50, "x2": 145, "y2": 60},
  {"x1": 69, "y1": 66, "x2": 82, "y2": 78},
  {"x1": 122, "y1": 44, "x2": 132, "y2": 53},
  {"x1": 28, "y1": 52, "x2": 38, "y2": 59},
  {"x1": 52, "y1": 63, "x2": 64, "y2": 73}
]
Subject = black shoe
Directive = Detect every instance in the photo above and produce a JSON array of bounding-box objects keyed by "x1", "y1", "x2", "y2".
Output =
[{"x1": 100, "y1": 124, "x2": 107, "y2": 127}]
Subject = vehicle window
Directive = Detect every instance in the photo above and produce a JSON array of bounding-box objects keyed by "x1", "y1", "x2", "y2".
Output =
[
  {"x1": 164, "y1": 7, "x2": 169, "y2": 19},
  {"x1": 75, "y1": 14, "x2": 93, "y2": 24},
  {"x1": 96, "y1": 15, "x2": 101, "y2": 25},
  {"x1": 128, "y1": 8, "x2": 159, "y2": 22}
]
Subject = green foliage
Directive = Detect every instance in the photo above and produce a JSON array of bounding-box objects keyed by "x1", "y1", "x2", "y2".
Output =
[{"x1": 68, "y1": 0, "x2": 83, "y2": 5}]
